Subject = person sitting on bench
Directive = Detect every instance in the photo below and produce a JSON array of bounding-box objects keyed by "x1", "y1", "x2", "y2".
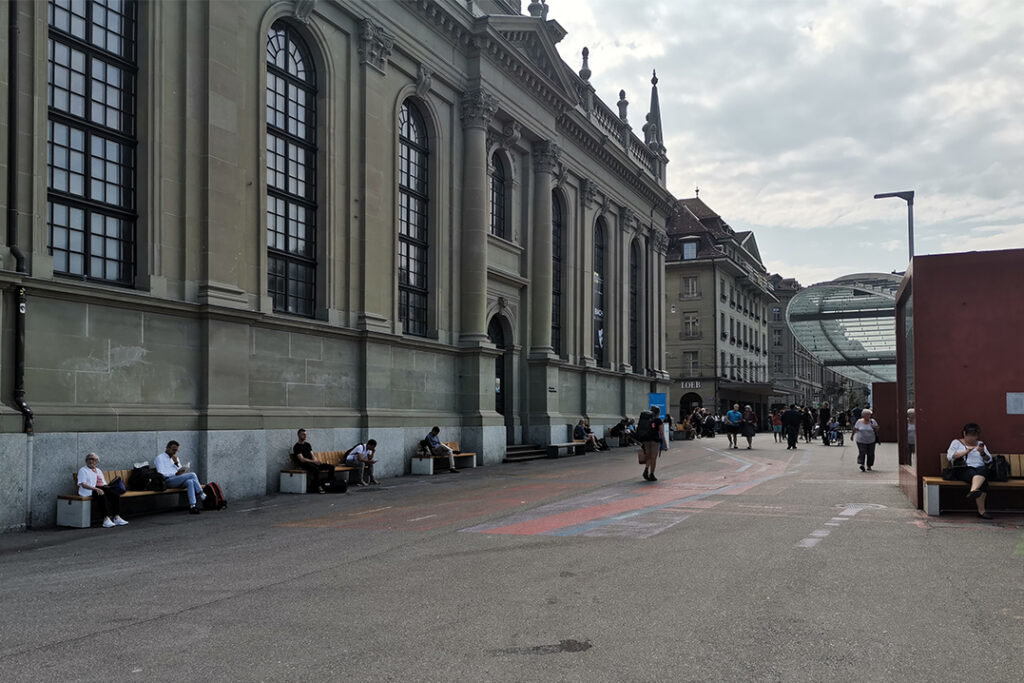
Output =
[
  {"x1": 292, "y1": 428, "x2": 335, "y2": 494},
  {"x1": 574, "y1": 419, "x2": 604, "y2": 451},
  {"x1": 345, "y1": 439, "x2": 379, "y2": 486},
  {"x1": 155, "y1": 441, "x2": 206, "y2": 514},
  {"x1": 425, "y1": 427, "x2": 459, "y2": 473},
  {"x1": 947, "y1": 422, "x2": 994, "y2": 519},
  {"x1": 77, "y1": 453, "x2": 128, "y2": 528}
]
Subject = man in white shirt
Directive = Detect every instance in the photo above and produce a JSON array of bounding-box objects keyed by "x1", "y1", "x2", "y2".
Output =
[
  {"x1": 154, "y1": 440, "x2": 205, "y2": 514},
  {"x1": 344, "y1": 439, "x2": 379, "y2": 486}
]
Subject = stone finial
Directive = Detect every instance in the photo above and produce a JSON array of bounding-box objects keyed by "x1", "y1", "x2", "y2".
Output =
[
  {"x1": 617, "y1": 90, "x2": 628, "y2": 122},
  {"x1": 542, "y1": 0, "x2": 549, "y2": 19},
  {"x1": 579, "y1": 47, "x2": 591, "y2": 82},
  {"x1": 652, "y1": 69, "x2": 658, "y2": 86},
  {"x1": 528, "y1": 1, "x2": 544, "y2": 17}
]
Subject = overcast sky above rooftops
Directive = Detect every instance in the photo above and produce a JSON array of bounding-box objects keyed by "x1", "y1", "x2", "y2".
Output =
[{"x1": 545, "y1": 0, "x2": 1024, "y2": 286}]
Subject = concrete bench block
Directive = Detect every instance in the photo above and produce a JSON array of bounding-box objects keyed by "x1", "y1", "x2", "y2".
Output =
[
  {"x1": 279, "y1": 471, "x2": 308, "y2": 494},
  {"x1": 57, "y1": 497, "x2": 91, "y2": 528}
]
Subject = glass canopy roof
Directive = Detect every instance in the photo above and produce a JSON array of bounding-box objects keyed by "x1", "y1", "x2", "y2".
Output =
[{"x1": 785, "y1": 273, "x2": 903, "y2": 385}]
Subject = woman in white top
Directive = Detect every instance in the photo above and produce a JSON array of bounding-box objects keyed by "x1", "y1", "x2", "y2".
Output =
[
  {"x1": 851, "y1": 409, "x2": 880, "y2": 472},
  {"x1": 947, "y1": 422, "x2": 994, "y2": 519},
  {"x1": 77, "y1": 453, "x2": 128, "y2": 528}
]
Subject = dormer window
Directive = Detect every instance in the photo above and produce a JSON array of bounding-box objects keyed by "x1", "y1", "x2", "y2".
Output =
[{"x1": 682, "y1": 241, "x2": 697, "y2": 260}]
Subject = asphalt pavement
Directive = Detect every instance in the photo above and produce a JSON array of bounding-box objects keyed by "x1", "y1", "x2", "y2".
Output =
[{"x1": 1, "y1": 435, "x2": 1022, "y2": 682}]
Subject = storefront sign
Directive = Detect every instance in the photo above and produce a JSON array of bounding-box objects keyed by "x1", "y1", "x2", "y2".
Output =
[{"x1": 680, "y1": 381, "x2": 701, "y2": 390}]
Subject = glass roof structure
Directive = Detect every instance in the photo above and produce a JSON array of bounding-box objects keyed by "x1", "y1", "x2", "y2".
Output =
[{"x1": 786, "y1": 273, "x2": 903, "y2": 385}]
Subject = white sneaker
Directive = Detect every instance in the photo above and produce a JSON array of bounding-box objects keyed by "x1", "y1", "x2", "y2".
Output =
[
  {"x1": 200, "y1": 493, "x2": 207, "y2": 501},
  {"x1": 102, "y1": 518, "x2": 115, "y2": 528},
  {"x1": 113, "y1": 516, "x2": 129, "y2": 526}
]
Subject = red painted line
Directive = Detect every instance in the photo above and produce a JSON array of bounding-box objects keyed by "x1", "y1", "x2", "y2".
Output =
[{"x1": 483, "y1": 487, "x2": 707, "y2": 536}]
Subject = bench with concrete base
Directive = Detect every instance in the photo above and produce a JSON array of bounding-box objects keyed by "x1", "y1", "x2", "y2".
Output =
[
  {"x1": 922, "y1": 452, "x2": 1024, "y2": 516},
  {"x1": 547, "y1": 441, "x2": 586, "y2": 458},
  {"x1": 411, "y1": 441, "x2": 477, "y2": 475},
  {"x1": 280, "y1": 451, "x2": 359, "y2": 494},
  {"x1": 57, "y1": 469, "x2": 188, "y2": 528}
]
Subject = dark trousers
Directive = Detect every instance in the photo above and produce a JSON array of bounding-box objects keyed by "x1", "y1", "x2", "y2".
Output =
[
  {"x1": 856, "y1": 441, "x2": 877, "y2": 467},
  {"x1": 298, "y1": 461, "x2": 335, "y2": 491},
  {"x1": 785, "y1": 426, "x2": 799, "y2": 448},
  {"x1": 92, "y1": 486, "x2": 122, "y2": 517}
]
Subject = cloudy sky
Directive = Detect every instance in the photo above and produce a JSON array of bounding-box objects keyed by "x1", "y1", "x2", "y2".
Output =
[{"x1": 544, "y1": 0, "x2": 1024, "y2": 286}]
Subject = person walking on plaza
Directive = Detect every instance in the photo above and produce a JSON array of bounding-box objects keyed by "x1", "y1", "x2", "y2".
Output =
[
  {"x1": 725, "y1": 403, "x2": 743, "y2": 449},
  {"x1": 771, "y1": 409, "x2": 783, "y2": 443},
  {"x1": 426, "y1": 426, "x2": 459, "y2": 473},
  {"x1": 947, "y1": 422, "x2": 994, "y2": 519},
  {"x1": 155, "y1": 440, "x2": 206, "y2": 514},
  {"x1": 819, "y1": 401, "x2": 832, "y2": 445},
  {"x1": 292, "y1": 428, "x2": 335, "y2": 494},
  {"x1": 781, "y1": 404, "x2": 802, "y2": 450},
  {"x1": 639, "y1": 406, "x2": 666, "y2": 482},
  {"x1": 741, "y1": 405, "x2": 757, "y2": 449},
  {"x1": 801, "y1": 407, "x2": 815, "y2": 443},
  {"x1": 851, "y1": 409, "x2": 880, "y2": 471},
  {"x1": 77, "y1": 453, "x2": 128, "y2": 528}
]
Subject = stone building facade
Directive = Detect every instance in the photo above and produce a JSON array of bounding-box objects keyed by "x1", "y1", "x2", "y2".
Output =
[
  {"x1": 0, "y1": 0, "x2": 673, "y2": 529},
  {"x1": 664, "y1": 197, "x2": 776, "y2": 425}
]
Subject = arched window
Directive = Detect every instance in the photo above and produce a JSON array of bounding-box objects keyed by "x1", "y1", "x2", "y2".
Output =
[
  {"x1": 398, "y1": 100, "x2": 429, "y2": 336},
  {"x1": 266, "y1": 21, "x2": 317, "y2": 316},
  {"x1": 47, "y1": 0, "x2": 138, "y2": 284},
  {"x1": 489, "y1": 153, "x2": 506, "y2": 239},
  {"x1": 593, "y1": 219, "x2": 606, "y2": 366},
  {"x1": 629, "y1": 240, "x2": 640, "y2": 371},
  {"x1": 551, "y1": 192, "x2": 563, "y2": 355}
]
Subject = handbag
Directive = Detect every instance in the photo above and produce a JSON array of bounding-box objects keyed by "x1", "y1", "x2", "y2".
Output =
[
  {"x1": 109, "y1": 476, "x2": 126, "y2": 494},
  {"x1": 988, "y1": 455, "x2": 1011, "y2": 482},
  {"x1": 941, "y1": 456, "x2": 967, "y2": 481},
  {"x1": 637, "y1": 448, "x2": 646, "y2": 464}
]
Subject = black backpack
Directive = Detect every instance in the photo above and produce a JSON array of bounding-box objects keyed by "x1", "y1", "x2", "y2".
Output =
[
  {"x1": 637, "y1": 411, "x2": 656, "y2": 441},
  {"x1": 989, "y1": 455, "x2": 1011, "y2": 482},
  {"x1": 202, "y1": 482, "x2": 228, "y2": 510},
  {"x1": 128, "y1": 465, "x2": 167, "y2": 492}
]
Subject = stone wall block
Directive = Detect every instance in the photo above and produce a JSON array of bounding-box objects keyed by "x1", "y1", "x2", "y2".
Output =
[
  {"x1": 29, "y1": 432, "x2": 81, "y2": 527},
  {"x1": 205, "y1": 430, "x2": 265, "y2": 499},
  {"x1": 0, "y1": 435, "x2": 28, "y2": 531}
]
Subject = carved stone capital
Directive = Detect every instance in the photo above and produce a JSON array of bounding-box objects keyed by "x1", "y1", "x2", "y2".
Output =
[
  {"x1": 358, "y1": 19, "x2": 395, "y2": 74},
  {"x1": 532, "y1": 141, "x2": 562, "y2": 175},
  {"x1": 580, "y1": 178, "x2": 599, "y2": 207},
  {"x1": 460, "y1": 88, "x2": 498, "y2": 129},
  {"x1": 621, "y1": 207, "x2": 637, "y2": 232},
  {"x1": 651, "y1": 227, "x2": 669, "y2": 254}
]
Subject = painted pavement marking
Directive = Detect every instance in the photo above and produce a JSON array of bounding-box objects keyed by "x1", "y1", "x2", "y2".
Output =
[{"x1": 797, "y1": 503, "x2": 887, "y2": 549}]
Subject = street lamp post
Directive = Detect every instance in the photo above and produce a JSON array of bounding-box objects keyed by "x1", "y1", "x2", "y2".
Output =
[{"x1": 874, "y1": 190, "x2": 915, "y2": 260}]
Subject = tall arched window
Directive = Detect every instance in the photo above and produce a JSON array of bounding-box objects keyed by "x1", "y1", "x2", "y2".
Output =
[
  {"x1": 629, "y1": 240, "x2": 640, "y2": 371},
  {"x1": 489, "y1": 153, "x2": 506, "y2": 239},
  {"x1": 47, "y1": 0, "x2": 138, "y2": 284},
  {"x1": 551, "y1": 192, "x2": 563, "y2": 355},
  {"x1": 398, "y1": 100, "x2": 429, "y2": 336},
  {"x1": 593, "y1": 219, "x2": 606, "y2": 366},
  {"x1": 266, "y1": 21, "x2": 318, "y2": 316}
]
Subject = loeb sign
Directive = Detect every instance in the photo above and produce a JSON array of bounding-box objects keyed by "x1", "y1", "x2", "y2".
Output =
[{"x1": 680, "y1": 381, "x2": 701, "y2": 390}]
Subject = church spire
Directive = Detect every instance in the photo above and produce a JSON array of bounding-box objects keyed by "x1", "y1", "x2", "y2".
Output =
[{"x1": 643, "y1": 69, "x2": 666, "y2": 155}]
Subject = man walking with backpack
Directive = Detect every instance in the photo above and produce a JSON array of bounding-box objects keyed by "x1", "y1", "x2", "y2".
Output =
[{"x1": 638, "y1": 406, "x2": 665, "y2": 482}]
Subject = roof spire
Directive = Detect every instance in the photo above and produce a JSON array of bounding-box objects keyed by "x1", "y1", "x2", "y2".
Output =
[
  {"x1": 579, "y1": 47, "x2": 591, "y2": 82},
  {"x1": 642, "y1": 69, "x2": 665, "y2": 153}
]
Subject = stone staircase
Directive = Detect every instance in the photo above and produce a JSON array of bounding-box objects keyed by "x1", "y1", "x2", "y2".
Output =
[{"x1": 503, "y1": 443, "x2": 548, "y2": 463}]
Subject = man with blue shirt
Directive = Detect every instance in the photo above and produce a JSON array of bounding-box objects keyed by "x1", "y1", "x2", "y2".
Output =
[{"x1": 725, "y1": 403, "x2": 743, "y2": 449}]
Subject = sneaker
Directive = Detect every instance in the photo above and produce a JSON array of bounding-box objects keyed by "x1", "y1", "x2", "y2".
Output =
[
  {"x1": 860, "y1": 465, "x2": 866, "y2": 472},
  {"x1": 449, "y1": 468, "x2": 459, "y2": 473},
  {"x1": 200, "y1": 493, "x2": 208, "y2": 501},
  {"x1": 113, "y1": 516, "x2": 129, "y2": 526},
  {"x1": 188, "y1": 506, "x2": 201, "y2": 515},
  {"x1": 369, "y1": 479, "x2": 380, "y2": 485},
  {"x1": 355, "y1": 481, "x2": 367, "y2": 486},
  {"x1": 102, "y1": 518, "x2": 115, "y2": 528}
]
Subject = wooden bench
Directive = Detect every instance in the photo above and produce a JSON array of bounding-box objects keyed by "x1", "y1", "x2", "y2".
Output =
[
  {"x1": 411, "y1": 441, "x2": 477, "y2": 475},
  {"x1": 57, "y1": 468, "x2": 188, "y2": 528},
  {"x1": 922, "y1": 453, "x2": 1024, "y2": 516},
  {"x1": 279, "y1": 451, "x2": 359, "y2": 494},
  {"x1": 546, "y1": 441, "x2": 586, "y2": 458}
]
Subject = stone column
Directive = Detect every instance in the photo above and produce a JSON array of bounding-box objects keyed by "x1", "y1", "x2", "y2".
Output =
[
  {"x1": 459, "y1": 88, "x2": 498, "y2": 344},
  {"x1": 529, "y1": 142, "x2": 560, "y2": 355}
]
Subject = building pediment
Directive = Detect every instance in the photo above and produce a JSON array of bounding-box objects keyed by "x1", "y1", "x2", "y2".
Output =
[{"x1": 474, "y1": 16, "x2": 579, "y2": 109}]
